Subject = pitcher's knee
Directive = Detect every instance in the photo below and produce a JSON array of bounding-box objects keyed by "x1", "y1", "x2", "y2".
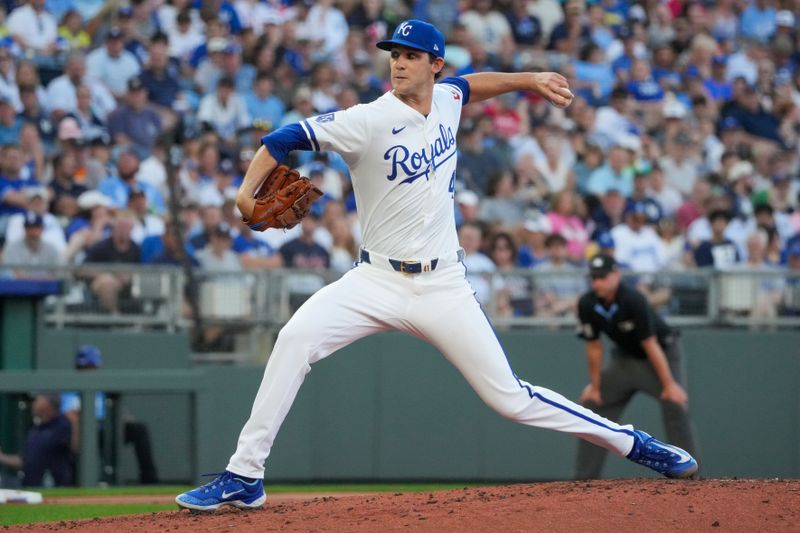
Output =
[{"x1": 483, "y1": 392, "x2": 531, "y2": 421}]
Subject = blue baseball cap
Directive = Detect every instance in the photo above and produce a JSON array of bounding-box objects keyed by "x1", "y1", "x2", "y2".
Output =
[
  {"x1": 596, "y1": 231, "x2": 615, "y2": 249},
  {"x1": 75, "y1": 345, "x2": 102, "y2": 369},
  {"x1": 377, "y1": 19, "x2": 445, "y2": 59}
]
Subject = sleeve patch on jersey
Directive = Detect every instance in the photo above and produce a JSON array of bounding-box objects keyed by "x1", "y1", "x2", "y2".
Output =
[{"x1": 315, "y1": 113, "x2": 335, "y2": 123}]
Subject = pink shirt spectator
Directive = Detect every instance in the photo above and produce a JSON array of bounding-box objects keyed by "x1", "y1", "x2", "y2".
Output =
[{"x1": 547, "y1": 212, "x2": 589, "y2": 261}]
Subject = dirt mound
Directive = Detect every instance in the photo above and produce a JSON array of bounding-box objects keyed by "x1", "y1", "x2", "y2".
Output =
[{"x1": 9, "y1": 479, "x2": 800, "y2": 532}]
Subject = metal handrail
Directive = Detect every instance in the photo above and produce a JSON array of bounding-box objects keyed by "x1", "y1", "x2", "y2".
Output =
[{"x1": 1, "y1": 263, "x2": 798, "y2": 330}]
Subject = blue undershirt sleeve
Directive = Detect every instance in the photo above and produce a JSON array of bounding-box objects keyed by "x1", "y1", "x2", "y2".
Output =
[
  {"x1": 260, "y1": 123, "x2": 313, "y2": 162},
  {"x1": 438, "y1": 76, "x2": 471, "y2": 106}
]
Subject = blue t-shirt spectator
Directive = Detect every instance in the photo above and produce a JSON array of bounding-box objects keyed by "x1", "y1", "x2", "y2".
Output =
[
  {"x1": 625, "y1": 79, "x2": 665, "y2": 102},
  {"x1": 739, "y1": 4, "x2": 776, "y2": 42}
]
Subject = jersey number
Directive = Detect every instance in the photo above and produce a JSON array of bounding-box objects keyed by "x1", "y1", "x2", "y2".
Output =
[{"x1": 448, "y1": 171, "x2": 455, "y2": 198}]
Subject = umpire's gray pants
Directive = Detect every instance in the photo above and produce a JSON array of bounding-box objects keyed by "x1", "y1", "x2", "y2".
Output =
[{"x1": 574, "y1": 339, "x2": 698, "y2": 479}]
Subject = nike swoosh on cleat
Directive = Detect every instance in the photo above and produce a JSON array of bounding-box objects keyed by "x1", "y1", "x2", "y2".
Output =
[
  {"x1": 664, "y1": 444, "x2": 693, "y2": 463},
  {"x1": 221, "y1": 489, "x2": 245, "y2": 499},
  {"x1": 392, "y1": 126, "x2": 406, "y2": 135}
]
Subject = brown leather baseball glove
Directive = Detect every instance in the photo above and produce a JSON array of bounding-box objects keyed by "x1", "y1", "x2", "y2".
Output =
[{"x1": 243, "y1": 165, "x2": 323, "y2": 231}]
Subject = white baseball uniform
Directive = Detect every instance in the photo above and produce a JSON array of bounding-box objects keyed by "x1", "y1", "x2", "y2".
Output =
[{"x1": 226, "y1": 79, "x2": 636, "y2": 479}]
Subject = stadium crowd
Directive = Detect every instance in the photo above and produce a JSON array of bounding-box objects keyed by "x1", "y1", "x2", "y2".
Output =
[{"x1": 0, "y1": 0, "x2": 798, "y2": 320}]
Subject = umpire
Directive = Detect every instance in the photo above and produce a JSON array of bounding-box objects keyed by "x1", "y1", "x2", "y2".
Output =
[{"x1": 574, "y1": 254, "x2": 697, "y2": 479}]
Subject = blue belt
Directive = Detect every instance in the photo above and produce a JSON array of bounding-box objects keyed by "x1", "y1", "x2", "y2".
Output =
[{"x1": 359, "y1": 248, "x2": 465, "y2": 274}]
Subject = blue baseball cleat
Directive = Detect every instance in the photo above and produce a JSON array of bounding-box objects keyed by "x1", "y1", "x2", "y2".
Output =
[
  {"x1": 175, "y1": 471, "x2": 266, "y2": 511},
  {"x1": 627, "y1": 430, "x2": 698, "y2": 479}
]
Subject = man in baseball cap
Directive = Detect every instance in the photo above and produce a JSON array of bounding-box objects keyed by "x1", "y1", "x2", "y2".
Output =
[{"x1": 377, "y1": 19, "x2": 446, "y2": 59}]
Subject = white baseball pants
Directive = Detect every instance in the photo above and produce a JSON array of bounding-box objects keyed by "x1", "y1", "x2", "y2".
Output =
[{"x1": 227, "y1": 261, "x2": 635, "y2": 478}]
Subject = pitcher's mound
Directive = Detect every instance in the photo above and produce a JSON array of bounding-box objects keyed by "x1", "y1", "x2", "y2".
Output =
[{"x1": 13, "y1": 479, "x2": 800, "y2": 532}]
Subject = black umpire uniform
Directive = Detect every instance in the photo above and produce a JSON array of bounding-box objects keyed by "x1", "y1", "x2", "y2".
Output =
[{"x1": 574, "y1": 255, "x2": 697, "y2": 479}]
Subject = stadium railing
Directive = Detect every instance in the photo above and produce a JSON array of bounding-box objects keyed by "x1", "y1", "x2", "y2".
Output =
[{"x1": 2, "y1": 264, "x2": 798, "y2": 333}]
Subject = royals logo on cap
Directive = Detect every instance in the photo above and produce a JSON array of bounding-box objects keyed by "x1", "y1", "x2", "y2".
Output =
[{"x1": 376, "y1": 19, "x2": 446, "y2": 59}]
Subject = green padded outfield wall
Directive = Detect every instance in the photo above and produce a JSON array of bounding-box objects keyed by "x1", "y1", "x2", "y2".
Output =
[
  {"x1": 195, "y1": 329, "x2": 800, "y2": 481},
  {"x1": 26, "y1": 329, "x2": 800, "y2": 482}
]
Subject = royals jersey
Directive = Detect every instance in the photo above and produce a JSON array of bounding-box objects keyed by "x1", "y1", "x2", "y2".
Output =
[{"x1": 298, "y1": 77, "x2": 469, "y2": 259}]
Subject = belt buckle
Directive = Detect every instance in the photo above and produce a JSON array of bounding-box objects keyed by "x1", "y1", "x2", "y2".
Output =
[{"x1": 399, "y1": 260, "x2": 420, "y2": 274}]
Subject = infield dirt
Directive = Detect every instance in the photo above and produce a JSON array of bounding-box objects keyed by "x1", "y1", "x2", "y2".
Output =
[{"x1": 7, "y1": 479, "x2": 800, "y2": 532}]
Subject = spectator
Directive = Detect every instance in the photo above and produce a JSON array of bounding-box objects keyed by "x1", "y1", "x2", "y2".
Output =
[
  {"x1": 57, "y1": 9, "x2": 91, "y2": 51},
  {"x1": 0, "y1": 94, "x2": 24, "y2": 145},
  {"x1": 350, "y1": 51, "x2": 383, "y2": 103},
  {"x1": 647, "y1": 164, "x2": 682, "y2": 218},
  {"x1": 107, "y1": 78, "x2": 163, "y2": 155},
  {"x1": 455, "y1": 189, "x2": 480, "y2": 229},
  {"x1": 627, "y1": 170, "x2": 663, "y2": 225},
  {"x1": 196, "y1": 223, "x2": 241, "y2": 271},
  {"x1": 4, "y1": 187, "x2": 66, "y2": 254},
  {"x1": 243, "y1": 72, "x2": 284, "y2": 131},
  {"x1": 459, "y1": 0, "x2": 514, "y2": 56},
  {"x1": 327, "y1": 216, "x2": 358, "y2": 273},
  {"x1": 127, "y1": 186, "x2": 165, "y2": 245},
  {"x1": 46, "y1": 51, "x2": 116, "y2": 121},
  {"x1": 611, "y1": 201, "x2": 668, "y2": 273},
  {"x1": 98, "y1": 148, "x2": 165, "y2": 215},
  {"x1": 591, "y1": 188, "x2": 627, "y2": 239},
  {"x1": 547, "y1": 189, "x2": 589, "y2": 262},
  {"x1": 86, "y1": 26, "x2": 141, "y2": 98},
  {"x1": 167, "y1": 9, "x2": 205, "y2": 62},
  {"x1": 230, "y1": 214, "x2": 282, "y2": 270},
  {"x1": 138, "y1": 32, "x2": 182, "y2": 118},
  {"x1": 71, "y1": 83, "x2": 107, "y2": 142},
  {"x1": 657, "y1": 217, "x2": 689, "y2": 271},
  {"x1": 587, "y1": 144, "x2": 634, "y2": 197},
  {"x1": 300, "y1": 0, "x2": 348, "y2": 60},
  {"x1": 61, "y1": 345, "x2": 159, "y2": 484},
  {"x1": 218, "y1": 42, "x2": 255, "y2": 94},
  {"x1": 517, "y1": 211, "x2": 551, "y2": 268},
  {"x1": 457, "y1": 119, "x2": 505, "y2": 196},
  {"x1": 489, "y1": 232, "x2": 534, "y2": 317},
  {"x1": 739, "y1": 0, "x2": 776, "y2": 43},
  {"x1": 196, "y1": 76, "x2": 250, "y2": 145},
  {"x1": 477, "y1": 170, "x2": 526, "y2": 227},
  {"x1": 458, "y1": 221, "x2": 495, "y2": 304},
  {"x1": 534, "y1": 233, "x2": 584, "y2": 317},
  {"x1": 0, "y1": 144, "x2": 40, "y2": 234},
  {"x1": 658, "y1": 131, "x2": 703, "y2": 198},
  {"x1": 1, "y1": 211, "x2": 63, "y2": 273},
  {"x1": 64, "y1": 190, "x2": 113, "y2": 263},
  {"x1": 83, "y1": 211, "x2": 141, "y2": 313},
  {"x1": 693, "y1": 210, "x2": 740, "y2": 269},
  {"x1": 279, "y1": 213, "x2": 330, "y2": 269},
  {"x1": 6, "y1": 0, "x2": 59, "y2": 62},
  {"x1": 0, "y1": 394, "x2": 73, "y2": 487}
]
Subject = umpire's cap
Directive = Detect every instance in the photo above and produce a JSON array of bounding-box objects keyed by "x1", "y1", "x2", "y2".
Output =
[
  {"x1": 589, "y1": 254, "x2": 617, "y2": 277},
  {"x1": 377, "y1": 19, "x2": 445, "y2": 59},
  {"x1": 75, "y1": 345, "x2": 102, "y2": 369}
]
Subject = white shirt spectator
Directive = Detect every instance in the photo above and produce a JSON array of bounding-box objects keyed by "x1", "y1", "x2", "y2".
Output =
[
  {"x1": 299, "y1": 4, "x2": 348, "y2": 59},
  {"x1": 611, "y1": 224, "x2": 667, "y2": 272},
  {"x1": 658, "y1": 155, "x2": 702, "y2": 198},
  {"x1": 726, "y1": 50, "x2": 758, "y2": 85},
  {"x1": 459, "y1": 9, "x2": 513, "y2": 55},
  {"x1": 649, "y1": 184, "x2": 683, "y2": 217},
  {"x1": 168, "y1": 27, "x2": 205, "y2": 61},
  {"x1": 130, "y1": 214, "x2": 165, "y2": 245},
  {"x1": 197, "y1": 92, "x2": 251, "y2": 141},
  {"x1": 234, "y1": 0, "x2": 281, "y2": 35},
  {"x1": 46, "y1": 75, "x2": 116, "y2": 119},
  {"x1": 6, "y1": 4, "x2": 58, "y2": 53},
  {"x1": 86, "y1": 47, "x2": 141, "y2": 96},
  {"x1": 4, "y1": 211, "x2": 66, "y2": 255},
  {"x1": 463, "y1": 251, "x2": 496, "y2": 304}
]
